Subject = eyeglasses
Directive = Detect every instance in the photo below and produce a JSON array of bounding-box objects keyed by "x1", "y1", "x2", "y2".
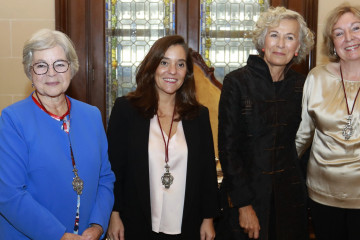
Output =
[{"x1": 31, "y1": 60, "x2": 70, "y2": 75}]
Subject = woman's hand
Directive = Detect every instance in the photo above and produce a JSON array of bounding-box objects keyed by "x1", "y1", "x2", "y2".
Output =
[
  {"x1": 60, "y1": 233, "x2": 84, "y2": 240},
  {"x1": 107, "y1": 211, "x2": 125, "y2": 240},
  {"x1": 200, "y1": 218, "x2": 215, "y2": 240},
  {"x1": 82, "y1": 224, "x2": 103, "y2": 240},
  {"x1": 59, "y1": 224, "x2": 103, "y2": 240},
  {"x1": 238, "y1": 205, "x2": 260, "y2": 239}
]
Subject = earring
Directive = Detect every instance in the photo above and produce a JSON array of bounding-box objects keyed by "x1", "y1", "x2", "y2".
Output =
[
  {"x1": 262, "y1": 48, "x2": 265, "y2": 52},
  {"x1": 295, "y1": 52, "x2": 298, "y2": 57},
  {"x1": 31, "y1": 82, "x2": 34, "y2": 88},
  {"x1": 334, "y1": 48, "x2": 337, "y2": 56}
]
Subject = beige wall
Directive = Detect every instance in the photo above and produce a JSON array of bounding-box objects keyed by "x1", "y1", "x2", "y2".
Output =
[
  {"x1": 0, "y1": 0, "x2": 54, "y2": 112},
  {"x1": 316, "y1": 0, "x2": 359, "y2": 65}
]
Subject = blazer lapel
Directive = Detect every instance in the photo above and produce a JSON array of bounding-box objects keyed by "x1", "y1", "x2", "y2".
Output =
[
  {"x1": 132, "y1": 114, "x2": 152, "y2": 227},
  {"x1": 182, "y1": 118, "x2": 198, "y2": 221}
]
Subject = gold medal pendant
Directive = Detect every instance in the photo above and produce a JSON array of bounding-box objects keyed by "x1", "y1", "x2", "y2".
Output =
[
  {"x1": 72, "y1": 167, "x2": 84, "y2": 195},
  {"x1": 161, "y1": 163, "x2": 174, "y2": 189},
  {"x1": 343, "y1": 115, "x2": 354, "y2": 140}
]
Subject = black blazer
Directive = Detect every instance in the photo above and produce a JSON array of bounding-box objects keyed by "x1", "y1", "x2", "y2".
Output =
[{"x1": 107, "y1": 97, "x2": 218, "y2": 239}]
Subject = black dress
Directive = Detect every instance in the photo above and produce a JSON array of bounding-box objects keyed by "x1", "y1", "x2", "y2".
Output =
[{"x1": 217, "y1": 55, "x2": 309, "y2": 240}]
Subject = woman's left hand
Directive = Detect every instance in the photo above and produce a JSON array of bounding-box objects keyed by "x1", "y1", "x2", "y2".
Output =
[
  {"x1": 200, "y1": 218, "x2": 215, "y2": 240},
  {"x1": 81, "y1": 224, "x2": 103, "y2": 240}
]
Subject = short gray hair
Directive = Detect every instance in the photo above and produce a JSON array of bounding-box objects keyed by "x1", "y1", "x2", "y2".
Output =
[
  {"x1": 252, "y1": 7, "x2": 314, "y2": 64},
  {"x1": 23, "y1": 29, "x2": 79, "y2": 80}
]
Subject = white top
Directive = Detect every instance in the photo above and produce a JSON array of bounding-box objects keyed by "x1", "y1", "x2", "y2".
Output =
[{"x1": 148, "y1": 115, "x2": 188, "y2": 234}]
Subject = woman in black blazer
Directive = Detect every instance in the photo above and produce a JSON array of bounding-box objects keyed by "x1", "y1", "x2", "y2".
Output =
[{"x1": 106, "y1": 35, "x2": 219, "y2": 240}]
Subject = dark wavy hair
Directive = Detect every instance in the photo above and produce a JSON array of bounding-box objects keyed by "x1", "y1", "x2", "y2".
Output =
[{"x1": 127, "y1": 35, "x2": 200, "y2": 120}]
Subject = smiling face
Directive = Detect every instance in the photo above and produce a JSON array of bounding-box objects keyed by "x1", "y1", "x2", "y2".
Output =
[
  {"x1": 31, "y1": 45, "x2": 71, "y2": 100},
  {"x1": 263, "y1": 18, "x2": 301, "y2": 69},
  {"x1": 154, "y1": 44, "x2": 187, "y2": 100},
  {"x1": 332, "y1": 12, "x2": 360, "y2": 63}
]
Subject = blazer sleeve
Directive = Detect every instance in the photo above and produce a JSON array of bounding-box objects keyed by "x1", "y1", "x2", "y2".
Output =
[
  {"x1": 0, "y1": 108, "x2": 66, "y2": 240},
  {"x1": 295, "y1": 73, "x2": 316, "y2": 158},
  {"x1": 88, "y1": 107, "x2": 115, "y2": 236},
  {"x1": 218, "y1": 74, "x2": 254, "y2": 208},
  {"x1": 107, "y1": 97, "x2": 129, "y2": 212},
  {"x1": 199, "y1": 107, "x2": 219, "y2": 218}
]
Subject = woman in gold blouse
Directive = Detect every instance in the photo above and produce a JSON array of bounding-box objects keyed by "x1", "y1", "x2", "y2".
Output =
[{"x1": 296, "y1": 4, "x2": 360, "y2": 240}]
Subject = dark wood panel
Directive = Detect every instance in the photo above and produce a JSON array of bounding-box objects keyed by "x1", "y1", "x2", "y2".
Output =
[
  {"x1": 68, "y1": 0, "x2": 88, "y2": 103},
  {"x1": 88, "y1": 0, "x2": 106, "y2": 119},
  {"x1": 304, "y1": 0, "x2": 318, "y2": 70},
  {"x1": 55, "y1": 0, "x2": 106, "y2": 124},
  {"x1": 187, "y1": 0, "x2": 200, "y2": 51},
  {"x1": 176, "y1": 0, "x2": 188, "y2": 41},
  {"x1": 55, "y1": 0, "x2": 68, "y2": 33},
  {"x1": 55, "y1": 0, "x2": 87, "y2": 103}
]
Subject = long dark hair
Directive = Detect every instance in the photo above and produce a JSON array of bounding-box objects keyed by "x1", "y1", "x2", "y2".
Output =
[{"x1": 127, "y1": 35, "x2": 200, "y2": 120}]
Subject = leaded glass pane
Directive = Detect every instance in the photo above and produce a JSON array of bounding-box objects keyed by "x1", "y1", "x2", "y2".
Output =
[
  {"x1": 105, "y1": 0, "x2": 175, "y2": 119},
  {"x1": 200, "y1": 0, "x2": 269, "y2": 82}
]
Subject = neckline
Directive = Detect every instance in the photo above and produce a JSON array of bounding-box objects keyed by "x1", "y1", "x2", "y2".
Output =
[
  {"x1": 159, "y1": 120, "x2": 180, "y2": 140},
  {"x1": 249, "y1": 55, "x2": 288, "y2": 83},
  {"x1": 32, "y1": 93, "x2": 71, "y2": 120},
  {"x1": 340, "y1": 65, "x2": 360, "y2": 116},
  {"x1": 325, "y1": 63, "x2": 360, "y2": 82}
]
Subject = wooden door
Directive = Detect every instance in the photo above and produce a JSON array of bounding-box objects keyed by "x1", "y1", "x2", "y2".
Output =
[{"x1": 55, "y1": 0, "x2": 106, "y2": 123}]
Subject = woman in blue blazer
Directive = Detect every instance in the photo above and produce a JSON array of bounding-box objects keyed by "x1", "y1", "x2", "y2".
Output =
[
  {"x1": 0, "y1": 29, "x2": 115, "y2": 240},
  {"x1": 106, "y1": 35, "x2": 219, "y2": 240}
]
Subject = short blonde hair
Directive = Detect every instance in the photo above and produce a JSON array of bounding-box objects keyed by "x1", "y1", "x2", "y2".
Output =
[
  {"x1": 23, "y1": 29, "x2": 79, "y2": 80},
  {"x1": 322, "y1": 3, "x2": 360, "y2": 62},
  {"x1": 252, "y1": 6, "x2": 314, "y2": 64}
]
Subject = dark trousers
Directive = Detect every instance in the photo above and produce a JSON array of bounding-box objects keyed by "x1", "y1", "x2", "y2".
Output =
[
  {"x1": 214, "y1": 199, "x2": 277, "y2": 240},
  {"x1": 151, "y1": 231, "x2": 182, "y2": 240},
  {"x1": 309, "y1": 198, "x2": 360, "y2": 240}
]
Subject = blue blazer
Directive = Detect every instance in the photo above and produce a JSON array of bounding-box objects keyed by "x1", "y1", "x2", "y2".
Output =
[{"x1": 0, "y1": 95, "x2": 115, "y2": 240}]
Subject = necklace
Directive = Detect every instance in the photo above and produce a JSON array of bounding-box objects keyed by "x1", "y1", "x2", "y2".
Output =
[
  {"x1": 340, "y1": 66, "x2": 360, "y2": 140},
  {"x1": 157, "y1": 107, "x2": 176, "y2": 189},
  {"x1": 35, "y1": 91, "x2": 84, "y2": 194},
  {"x1": 34, "y1": 91, "x2": 83, "y2": 234}
]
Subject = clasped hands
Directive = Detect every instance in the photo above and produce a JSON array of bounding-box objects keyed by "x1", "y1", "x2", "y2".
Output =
[{"x1": 60, "y1": 224, "x2": 104, "y2": 240}]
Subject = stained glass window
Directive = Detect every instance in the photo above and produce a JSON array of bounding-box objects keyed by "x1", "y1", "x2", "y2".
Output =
[
  {"x1": 200, "y1": 0, "x2": 269, "y2": 82},
  {"x1": 105, "y1": 0, "x2": 175, "y2": 118}
]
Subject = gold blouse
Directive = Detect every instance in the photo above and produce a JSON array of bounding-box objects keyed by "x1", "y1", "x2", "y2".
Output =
[{"x1": 296, "y1": 64, "x2": 360, "y2": 209}]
